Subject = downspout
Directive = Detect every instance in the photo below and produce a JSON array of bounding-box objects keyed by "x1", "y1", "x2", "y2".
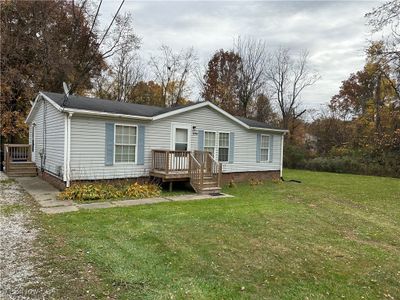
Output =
[
  {"x1": 63, "y1": 112, "x2": 73, "y2": 188},
  {"x1": 63, "y1": 114, "x2": 68, "y2": 183},
  {"x1": 66, "y1": 112, "x2": 73, "y2": 188}
]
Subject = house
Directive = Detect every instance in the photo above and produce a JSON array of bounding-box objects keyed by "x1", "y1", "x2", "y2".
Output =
[{"x1": 5, "y1": 91, "x2": 287, "y2": 193}]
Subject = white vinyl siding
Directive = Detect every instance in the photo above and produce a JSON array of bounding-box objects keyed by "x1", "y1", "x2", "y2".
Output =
[
  {"x1": 69, "y1": 106, "x2": 283, "y2": 180},
  {"x1": 115, "y1": 125, "x2": 137, "y2": 163},
  {"x1": 260, "y1": 135, "x2": 270, "y2": 162},
  {"x1": 28, "y1": 97, "x2": 65, "y2": 177}
]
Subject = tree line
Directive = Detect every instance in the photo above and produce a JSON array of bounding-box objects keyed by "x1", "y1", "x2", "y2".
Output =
[
  {"x1": 287, "y1": 1, "x2": 400, "y2": 177},
  {"x1": 1, "y1": 0, "x2": 399, "y2": 177}
]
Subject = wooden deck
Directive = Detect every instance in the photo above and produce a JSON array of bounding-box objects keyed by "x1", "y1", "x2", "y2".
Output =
[
  {"x1": 3, "y1": 144, "x2": 37, "y2": 177},
  {"x1": 151, "y1": 149, "x2": 222, "y2": 193}
]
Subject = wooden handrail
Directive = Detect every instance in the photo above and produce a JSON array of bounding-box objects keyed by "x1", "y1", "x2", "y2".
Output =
[
  {"x1": 151, "y1": 149, "x2": 222, "y2": 192},
  {"x1": 206, "y1": 153, "x2": 222, "y2": 188},
  {"x1": 189, "y1": 153, "x2": 203, "y2": 192},
  {"x1": 3, "y1": 144, "x2": 32, "y2": 172},
  {"x1": 151, "y1": 149, "x2": 191, "y2": 174}
]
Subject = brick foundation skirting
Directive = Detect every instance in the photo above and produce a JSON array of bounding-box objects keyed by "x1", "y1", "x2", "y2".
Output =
[
  {"x1": 40, "y1": 170, "x2": 280, "y2": 191},
  {"x1": 70, "y1": 176, "x2": 152, "y2": 187},
  {"x1": 221, "y1": 170, "x2": 280, "y2": 185},
  {"x1": 38, "y1": 170, "x2": 66, "y2": 191}
]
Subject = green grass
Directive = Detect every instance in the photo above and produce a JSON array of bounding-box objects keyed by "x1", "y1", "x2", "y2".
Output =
[{"x1": 43, "y1": 170, "x2": 400, "y2": 299}]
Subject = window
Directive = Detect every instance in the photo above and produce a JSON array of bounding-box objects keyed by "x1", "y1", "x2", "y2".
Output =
[
  {"x1": 175, "y1": 128, "x2": 188, "y2": 151},
  {"x1": 218, "y1": 132, "x2": 229, "y2": 162},
  {"x1": 115, "y1": 125, "x2": 137, "y2": 163},
  {"x1": 204, "y1": 131, "x2": 216, "y2": 156},
  {"x1": 260, "y1": 135, "x2": 270, "y2": 162},
  {"x1": 204, "y1": 131, "x2": 230, "y2": 162}
]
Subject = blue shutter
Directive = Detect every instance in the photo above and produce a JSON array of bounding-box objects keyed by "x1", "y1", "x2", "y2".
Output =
[
  {"x1": 137, "y1": 125, "x2": 145, "y2": 165},
  {"x1": 269, "y1": 135, "x2": 274, "y2": 162},
  {"x1": 198, "y1": 129, "x2": 204, "y2": 151},
  {"x1": 105, "y1": 123, "x2": 114, "y2": 166},
  {"x1": 256, "y1": 133, "x2": 261, "y2": 163},
  {"x1": 228, "y1": 132, "x2": 235, "y2": 163}
]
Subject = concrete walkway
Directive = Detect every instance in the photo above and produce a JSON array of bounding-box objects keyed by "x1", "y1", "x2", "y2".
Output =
[{"x1": 15, "y1": 177, "x2": 233, "y2": 214}]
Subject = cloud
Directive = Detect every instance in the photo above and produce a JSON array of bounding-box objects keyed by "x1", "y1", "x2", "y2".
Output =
[{"x1": 100, "y1": 0, "x2": 381, "y2": 110}]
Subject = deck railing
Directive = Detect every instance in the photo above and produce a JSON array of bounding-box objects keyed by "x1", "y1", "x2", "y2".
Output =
[
  {"x1": 189, "y1": 153, "x2": 203, "y2": 192},
  {"x1": 151, "y1": 149, "x2": 190, "y2": 174},
  {"x1": 206, "y1": 152, "x2": 222, "y2": 188},
  {"x1": 151, "y1": 149, "x2": 222, "y2": 191},
  {"x1": 3, "y1": 144, "x2": 32, "y2": 171}
]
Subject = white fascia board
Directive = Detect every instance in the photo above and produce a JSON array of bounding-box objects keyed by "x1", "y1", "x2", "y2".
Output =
[
  {"x1": 40, "y1": 91, "x2": 152, "y2": 121},
  {"x1": 153, "y1": 101, "x2": 287, "y2": 133},
  {"x1": 206, "y1": 101, "x2": 252, "y2": 129},
  {"x1": 153, "y1": 101, "x2": 251, "y2": 129},
  {"x1": 248, "y1": 127, "x2": 289, "y2": 133},
  {"x1": 39, "y1": 91, "x2": 64, "y2": 111},
  {"x1": 25, "y1": 94, "x2": 41, "y2": 123},
  {"x1": 61, "y1": 108, "x2": 153, "y2": 121},
  {"x1": 35, "y1": 92, "x2": 288, "y2": 132},
  {"x1": 152, "y1": 101, "x2": 209, "y2": 121}
]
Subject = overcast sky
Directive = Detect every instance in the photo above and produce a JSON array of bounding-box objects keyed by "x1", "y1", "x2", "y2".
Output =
[{"x1": 101, "y1": 0, "x2": 383, "y2": 111}]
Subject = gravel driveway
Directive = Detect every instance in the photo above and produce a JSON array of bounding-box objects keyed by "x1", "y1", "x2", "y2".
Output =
[{"x1": 0, "y1": 172, "x2": 51, "y2": 299}]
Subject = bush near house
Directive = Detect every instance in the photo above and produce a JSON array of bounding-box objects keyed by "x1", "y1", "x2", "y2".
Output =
[{"x1": 58, "y1": 182, "x2": 161, "y2": 202}]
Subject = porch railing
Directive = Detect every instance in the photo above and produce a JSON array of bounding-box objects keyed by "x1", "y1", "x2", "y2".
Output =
[
  {"x1": 151, "y1": 149, "x2": 190, "y2": 174},
  {"x1": 189, "y1": 153, "x2": 203, "y2": 192},
  {"x1": 3, "y1": 144, "x2": 32, "y2": 171},
  {"x1": 205, "y1": 152, "x2": 222, "y2": 188},
  {"x1": 151, "y1": 149, "x2": 222, "y2": 191}
]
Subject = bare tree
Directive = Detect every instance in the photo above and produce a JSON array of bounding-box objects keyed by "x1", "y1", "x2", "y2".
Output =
[
  {"x1": 113, "y1": 50, "x2": 145, "y2": 102},
  {"x1": 93, "y1": 50, "x2": 145, "y2": 102},
  {"x1": 68, "y1": 1, "x2": 141, "y2": 96},
  {"x1": 234, "y1": 37, "x2": 268, "y2": 117},
  {"x1": 265, "y1": 48, "x2": 320, "y2": 130},
  {"x1": 149, "y1": 45, "x2": 198, "y2": 106}
]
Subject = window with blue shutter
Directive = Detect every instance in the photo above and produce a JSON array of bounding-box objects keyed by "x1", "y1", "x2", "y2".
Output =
[
  {"x1": 198, "y1": 129, "x2": 204, "y2": 151},
  {"x1": 137, "y1": 125, "x2": 145, "y2": 165},
  {"x1": 256, "y1": 133, "x2": 261, "y2": 163},
  {"x1": 105, "y1": 123, "x2": 114, "y2": 166},
  {"x1": 228, "y1": 132, "x2": 235, "y2": 163}
]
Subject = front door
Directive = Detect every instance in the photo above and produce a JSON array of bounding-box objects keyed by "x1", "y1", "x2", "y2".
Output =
[{"x1": 171, "y1": 124, "x2": 191, "y2": 171}]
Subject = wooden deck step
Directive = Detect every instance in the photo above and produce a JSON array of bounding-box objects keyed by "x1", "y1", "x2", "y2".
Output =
[
  {"x1": 198, "y1": 186, "x2": 222, "y2": 194},
  {"x1": 6, "y1": 162, "x2": 37, "y2": 177}
]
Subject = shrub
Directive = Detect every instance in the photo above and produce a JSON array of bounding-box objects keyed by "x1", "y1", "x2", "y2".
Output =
[
  {"x1": 125, "y1": 182, "x2": 161, "y2": 198},
  {"x1": 302, "y1": 155, "x2": 400, "y2": 178},
  {"x1": 283, "y1": 144, "x2": 309, "y2": 169},
  {"x1": 58, "y1": 181, "x2": 161, "y2": 201}
]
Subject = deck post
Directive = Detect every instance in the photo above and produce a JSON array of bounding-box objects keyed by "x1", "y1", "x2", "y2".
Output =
[
  {"x1": 4, "y1": 144, "x2": 8, "y2": 172},
  {"x1": 218, "y1": 164, "x2": 222, "y2": 187},
  {"x1": 28, "y1": 145, "x2": 32, "y2": 161},
  {"x1": 200, "y1": 164, "x2": 204, "y2": 191},
  {"x1": 169, "y1": 181, "x2": 173, "y2": 192},
  {"x1": 165, "y1": 151, "x2": 169, "y2": 174}
]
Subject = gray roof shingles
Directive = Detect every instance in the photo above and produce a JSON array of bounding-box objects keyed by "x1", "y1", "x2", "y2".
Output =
[{"x1": 42, "y1": 91, "x2": 282, "y2": 130}]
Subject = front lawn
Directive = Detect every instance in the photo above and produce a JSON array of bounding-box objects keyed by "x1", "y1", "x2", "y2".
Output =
[{"x1": 42, "y1": 170, "x2": 400, "y2": 299}]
